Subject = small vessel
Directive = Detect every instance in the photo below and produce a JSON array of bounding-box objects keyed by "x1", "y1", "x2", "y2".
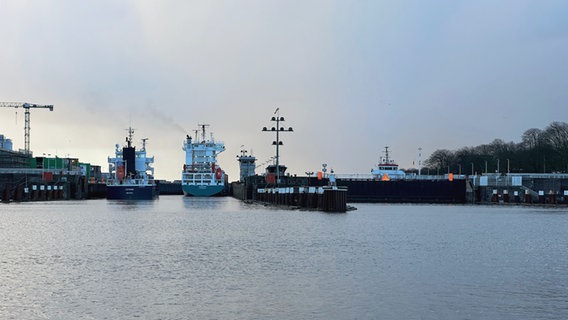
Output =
[
  {"x1": 181, "y1": 124, "x2": 227, "y2": 196},
  {"x1": 107, "y1": 127, "x2": 158, "y2": 200},
  {"x1": 371, "y1": 146, "x2": 406, "y2": 180}
]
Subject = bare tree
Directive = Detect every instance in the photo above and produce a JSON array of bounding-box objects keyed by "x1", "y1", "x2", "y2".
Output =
[
  {"x1": 544, "y1": 122, "x2": 568, "y2": 151},
  {"x1": 543, "y1": 122, "x2": 568, "y2": 171},
  {"x1": 521, "y1": 128, "x2": 544, "y2": 149},
  {"x1": 425, "y1": 149, "x2": 454, "y2": 173}
]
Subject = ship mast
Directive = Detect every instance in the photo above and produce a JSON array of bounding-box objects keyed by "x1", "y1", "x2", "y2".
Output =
[
  {"x1": 141, "y1": 138, "x2": 148, "y2": 151},
  {"x1": 126, "y1": 127, "x2": 134, "y2": 148},
  {"x1": 198, "y1": 124, "x2": 210, "y2": 142}
]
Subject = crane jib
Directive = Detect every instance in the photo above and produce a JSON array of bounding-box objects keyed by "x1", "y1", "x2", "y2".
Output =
[{"x1": 0, "y1": 102, "x2": 54, "y2": 155}]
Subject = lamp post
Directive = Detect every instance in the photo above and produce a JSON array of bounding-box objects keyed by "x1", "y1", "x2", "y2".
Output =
[
  {"x1": 305, "y1": 171, "x2": 314, "y2": 186},
  {"x1": 418, "y1": 147, "x2": 422, "y2": 175},
  {"x1": 262, "y1": 108, "x2": 293, "y2": 186}
]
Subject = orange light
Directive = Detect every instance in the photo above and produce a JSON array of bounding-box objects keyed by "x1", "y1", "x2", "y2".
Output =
[
  {"x1": 317, "y1": 171, "x2": 323, "y2": 180},
  {"x1": 381, "y1": 173, "x2": 390, "y2": 181},
  {"x1": 448, "y1": 173, "x2": 454, "y2": 181}
]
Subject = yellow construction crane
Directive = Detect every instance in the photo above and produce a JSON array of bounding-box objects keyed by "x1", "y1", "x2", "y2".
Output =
[{"x1": 0, "y1": 102, "x2": 54, "y2": 155}]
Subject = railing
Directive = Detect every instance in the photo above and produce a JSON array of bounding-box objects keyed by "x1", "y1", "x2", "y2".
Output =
[
  {"x1": 334, "y1": 173, "x2": 466, "y2": 181},
  {"x1": 471, "y1": 173, "x2": 568, "y2": 187},
  {"x1": 0, "y1": 168, "x2": 85, "y2": 175},
  {"x1": 257, "y1": 186, "x2": 347, "y2": 195},
  {"x1": 107, "y1": 178, "x2": 154, "y2": 186}
]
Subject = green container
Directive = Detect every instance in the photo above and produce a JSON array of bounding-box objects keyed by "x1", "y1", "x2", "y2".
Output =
[{"x1": 78, "y1": 162, "x2": 91, "y2": 178}]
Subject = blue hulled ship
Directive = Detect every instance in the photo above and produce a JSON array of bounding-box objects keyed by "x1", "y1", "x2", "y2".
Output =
[{"x1": 106, "y1": 127, "x2": 158, "y2": 200}]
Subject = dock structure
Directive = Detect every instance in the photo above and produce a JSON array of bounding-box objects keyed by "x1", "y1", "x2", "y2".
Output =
[
  {"x1": 0, "y1": 168, "x2": 103, "y2": 202},
  {"x1": 0, "y1": 169, "x2": 89, "y2": 202},
  {"x1": 470, "y1": 173, "x2": 568, "y2": 205},
  {"x1": 254, "y1": 186, "x2": 347, "y2": 212},
  {"x1": 236, "y1": 108, "x2": 350, "y2": 211},
  {"x1": 230, "y1": 174, "x2": 348, "y2": 213},
  {"x1": 0, "y1": 145, "x2": 106, "y2": 202}
]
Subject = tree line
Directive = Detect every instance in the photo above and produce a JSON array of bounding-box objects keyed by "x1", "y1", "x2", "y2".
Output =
[{"x1": 420, "y1": 121, "x2": 568, "y2": 175}]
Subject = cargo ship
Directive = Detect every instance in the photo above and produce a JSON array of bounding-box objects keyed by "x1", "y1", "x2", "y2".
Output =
[
  {"x1": 106, "y1": 127, "x2": 158, "y2": 200},
  {"x1": 181, "y1": 124, "x2": 227, "y2": 196},
  {"x1": 333, "y1": 147, "x2": 467, "y2": 203}
]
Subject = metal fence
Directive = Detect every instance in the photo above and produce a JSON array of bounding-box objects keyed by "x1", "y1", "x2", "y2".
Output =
[{"x1": 471, "y1": 173, "x2": 568, "y2": 187}]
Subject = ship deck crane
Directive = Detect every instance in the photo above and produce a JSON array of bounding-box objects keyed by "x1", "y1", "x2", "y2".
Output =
[{"x1": 0, "y1": 102, "x2": 54, "y2": 155}]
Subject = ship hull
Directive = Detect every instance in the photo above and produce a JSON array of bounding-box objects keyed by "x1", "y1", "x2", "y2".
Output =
[
  {"x1": 106, "y1": 185, "x2": 158, "y2": 200},
  {"x1": 182, "y1": 184, "x2": 225, "y2": 197},
  {"x1": 335, "y1": 179, "x2": 467, "y2": 203}
]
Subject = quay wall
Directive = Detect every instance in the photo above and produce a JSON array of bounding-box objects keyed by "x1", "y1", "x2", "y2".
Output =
[
  {"x1": 234, "y1": 173, "x2": 568, "y2": 206},
  {"x1": 0, "y1": 172, "x2": 96, "y2": 202},
  {"x1": 472, "y1": 174, "x2": 568, "y2": 204},
  {"x1": 254, "y1": 187, "x2": 347, "y2": 213},
  {"x1": 230, "y1": 180, "x2": 347, "y2": 212},
  {"x1": 156, "y1": 180, "x2": 183, "y2": 195},
  {"x1": 230, "y1": 182, "x2": 252, "y2": 201}
]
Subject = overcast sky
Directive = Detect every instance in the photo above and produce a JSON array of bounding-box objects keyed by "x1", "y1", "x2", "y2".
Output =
[{"x1": 1, "y1": 0, "x2": 567, "y2": 180}]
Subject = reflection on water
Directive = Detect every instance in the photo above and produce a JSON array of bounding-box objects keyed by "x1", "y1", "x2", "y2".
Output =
[
  {"x1": 1, "y1": 198, "x2": 567, "y2": 319},
  {"x1": 182, "y1": 196, "x2": 231, "y2": 210},
  {"x1": 106, "y1": 199, "x2": 157, "y2": 211}
]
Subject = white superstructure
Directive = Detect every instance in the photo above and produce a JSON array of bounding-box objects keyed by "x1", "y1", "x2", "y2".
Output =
[
  {"x1": 181, "y1": 124, "x2": 226, "y2": 196},
  {"x1": 371, "y1": 146, "x2": 406, "y2": 180}
]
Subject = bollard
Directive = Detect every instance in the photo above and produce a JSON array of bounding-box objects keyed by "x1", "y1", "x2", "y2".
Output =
[
  {"x1": 503, "y1": 190, "x2": 509, "y2": 203},
  {"x1": 2, "y1": 186, "x2": 11, "y2": 202},
  {"x1": 547, "y1": 190, "x2": 555, "y2": 204},
  {"x1": 491, "y1": 189, "x2": 498, "y2": 202}
]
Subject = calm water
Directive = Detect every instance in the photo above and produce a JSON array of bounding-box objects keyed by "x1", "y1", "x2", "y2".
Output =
[{"x1": 1, "y1": 197, "x2": 567, "y2": 320}]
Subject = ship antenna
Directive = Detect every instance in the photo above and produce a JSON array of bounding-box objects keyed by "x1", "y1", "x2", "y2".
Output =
[
  {"x1": 142, "y1": 138, "x2": 148, "y2": 151},
  {"x1": 126, "y1": 127, "x2": 134, "y2": 148},
  {"x1": 239, "y1": 145, "x2": 247, "y2": 157},
  {"x1": 198, "y1": 123, "x2": 210, "y2": 142},
  {"x1": 384, "y1": 146, "x2": 390, "y2": 163}
]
